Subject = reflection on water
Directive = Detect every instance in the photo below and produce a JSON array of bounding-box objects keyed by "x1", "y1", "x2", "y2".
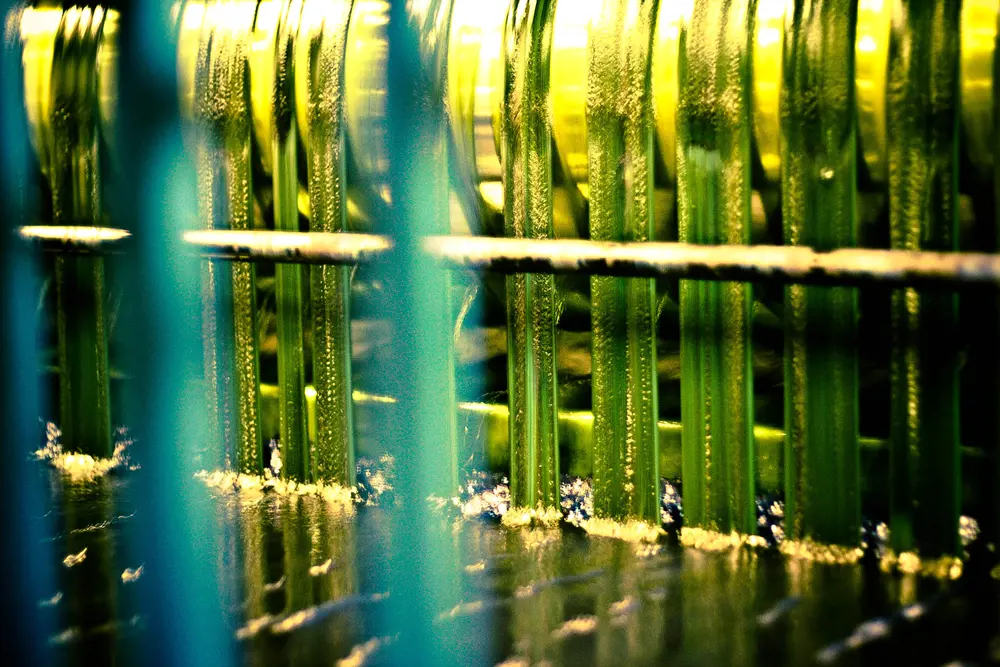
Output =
[{"x1": 31, "y1": 461, "x2": 1000, "y2": 666}]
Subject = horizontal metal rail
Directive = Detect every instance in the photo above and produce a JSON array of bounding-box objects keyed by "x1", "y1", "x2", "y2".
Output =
[
  {"x1": 18, "y1": 226, "x2": 1000, "y2": 287},
  {"x1": 186, "y1": 230, "x2": 391, "y2": 265},
  {"x1": 19, "y1": 225, "x2": 132, "y2": 251}
]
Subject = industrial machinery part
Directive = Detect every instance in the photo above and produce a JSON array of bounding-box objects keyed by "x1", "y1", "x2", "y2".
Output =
[{"x1": 6, "y1": 1, "x2": 1000, "y2": 661}]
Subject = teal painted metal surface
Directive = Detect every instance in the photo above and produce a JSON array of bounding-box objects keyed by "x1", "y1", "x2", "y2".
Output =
[
  {"x1": 587, "y1": 0, "x2": 660, "y2": 523},
  {"x1": 119, "y1": 0, "x2": 236, "y2": 663},
  {"x1": 503, "y1": 0, "x2": 561, "y2": 512},
  {"x1": 780, "y1": 0, "x2": 861, "y2": 546},
  {"x1": 2, "y1": 3, "x2": 56, "y2": 658},
  {"x1": 887, "y1": 0, "x2": 962, "y2": 558},
  {"x1": 273, "y1": 0, "x2": 310, "y2": 482},
  {"x1": 677, "y1": 0, "x2": 755, "y2": 535},
  {"x1": 303, "y1": 0, "x2": 355, "y2": 486},
  {"x1": 370, "y1": 2, "x2": 482, "y2": 663}
]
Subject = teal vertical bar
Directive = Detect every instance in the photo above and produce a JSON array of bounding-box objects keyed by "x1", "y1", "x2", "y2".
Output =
[
  {"x1": 370, "y1": 1, "x2": 482, "y2": 663},
  {"x1": 780, "y1": 0, "x2": 860, "y2": 546},
  {"x1": 503, "y1": 0, "x2": 560, "y2": 512},
  {"x1": 588, "y1": 0, "x2": 660, "y2": 523},
  {"x1": 272, "y1": 0, "x2": 310, "y2": 482},
  {"x1": 303, "y1": 0, "x2": 355, "y2": 486},
  {"x1": 677, "y1": 0, "x2": 755, "y2": 535},
  {"x1": 2, "y1": 3, "x2": 56, "y2": 659},
  {"x1": 49, "y1": 7, "x2": 112, "y2": 458},
  {"x1": 887, "y1": 0, "x2": 961, "y2": 558},
  {"x1": 118, "y1": 0, "x2": 235, "y2": 664}
]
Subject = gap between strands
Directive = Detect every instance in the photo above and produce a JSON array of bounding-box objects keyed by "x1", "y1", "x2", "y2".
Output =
[{"x1": 19, "y1": 226, "x2": 1000, "y2": 288}]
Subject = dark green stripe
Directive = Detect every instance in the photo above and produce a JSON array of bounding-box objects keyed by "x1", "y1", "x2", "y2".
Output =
[
  {"x1": 273, "y1": 1, "x2": 309, "y2": 481},
  {"x1": 306, "y1": 3, "x2": 355, "y2": 485},
  {"x1": 503, "y1": 0, "x2": 560, "y2": 510},
  {"x1": 780, "y1": 0, "x2": 860, "y2": 545},
  {"x1": 677, "y1": 0, "x2": 755, "y2": 534},
  {"x1": 588, "y1": 0, "x2": 660, "y2": 523},
  {"x1": 887, "y1": 0, "x2": 962, "y2": 557}
]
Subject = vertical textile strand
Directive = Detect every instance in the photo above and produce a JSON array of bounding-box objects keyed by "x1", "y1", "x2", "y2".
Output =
[
  {"x1": 677, "y1": 0, "x2": 756, "y2": 535},
  {"x1": 225, "y1": 7, "x2": 263, "y2": 476},
  {"x1": 588, "y1": 0, "x2": 661, "y2": 523},
  {"x1": 503, "y1": 0, "x2": 561, "y2": 512},
  {"x1": 781, "y1": 0, "x2": 860, "y2": 546},
  {"x1": 50, "y1": 7, "x2": 112, "y2": 457},
  {"x1": 193, "y1": 3, "x2": 262, "y2": 475},
  {"x1": 193, "y1": 2, "x2": 236, "y2": 471},
  {"x1": 302, "y1": 0, "x2": 355, "y2": 485},
  {"x1": 887, "y1": 0, "x2": 962, "y2": 558},
  {"x1": 273, "y1": 0, "x2": 310, "y2": 481}
]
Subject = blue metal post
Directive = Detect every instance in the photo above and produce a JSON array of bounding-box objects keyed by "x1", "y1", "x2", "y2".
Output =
[
  {"x1": 1, "y1": 2, "x2": 56, "y2": 662},
  {"x1": 117, "y1": 2, "x2": 235, "y2": 665},
  {"x1": 368, "y1": 1, "x2": 486, "y2": 664}
]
